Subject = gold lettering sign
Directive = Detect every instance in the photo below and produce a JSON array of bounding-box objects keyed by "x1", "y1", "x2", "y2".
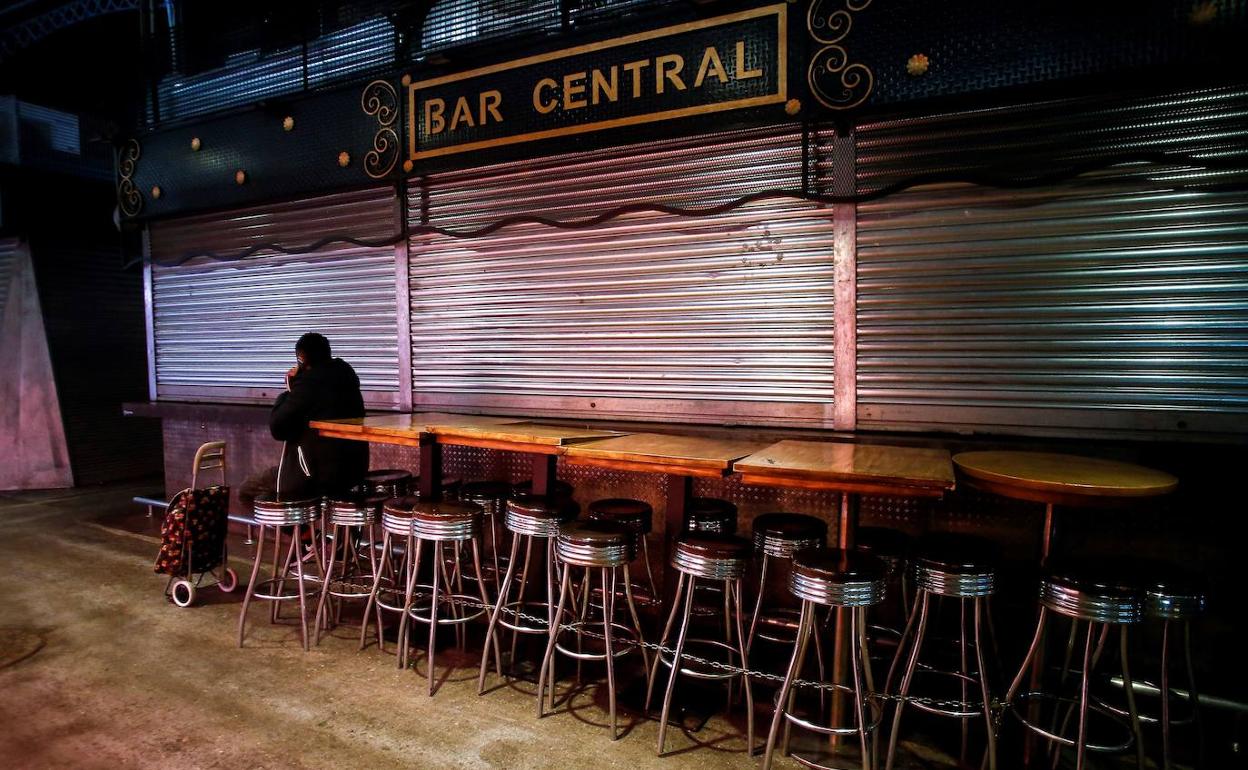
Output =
[{"x1": 406, "y1": 4, "x2": 788, "y2": 162}]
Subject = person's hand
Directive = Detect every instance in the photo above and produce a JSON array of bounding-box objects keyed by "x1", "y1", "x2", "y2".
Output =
[{"x1": 285, "y1": 365, "x2": 300, "y2": 391}]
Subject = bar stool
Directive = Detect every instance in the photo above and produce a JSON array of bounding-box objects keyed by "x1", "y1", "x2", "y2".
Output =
[
  {"x1": 237, "y1": 495, "x2": 322, "y2": 651},
  {"x1": 1004, "y1": 558, "x2": 1145, "y2": 770},
  {"x1": 362, "y1": 469, "x2": 413, "y2": 498},
  {"x1": 537, "y1": 520, "x2": 649, "y2": 739},
  {"x1": 855, "y1": 527, "x2": 913, "y2": 660},
  {"x1": 763, "y1": 548, "x2": 888, "y2": 770},
  {"x1": 587, "y1": 498, "x2": 658, "y2": 600},
  {"x1": 684, "y1": 497, "x2": 738, "y2": 534},
  {"x1": 1092, "y1": 561, "x2": 1207, "y2": 770},
  {"x1": 358, "y1": 495, "x2": 421, "y2": 654},
  {"x1": 460, "y1": 481, "x2": 513, "y2": 594},
  {"x1": 748, "y1": 513, "x2": 828, "y2": 652},
  {"x1": 396, "y1": 499, "x2": 497, "y2": 695},
  {"x1": 645, "y1": 533, "x2": 755, "y2": 756},
  {"x1": 478, "y1": 493, "x2": 579, "y2": 691},
  {"x1": 313, "y1": 493, "x2": 386, "y2": 644},
  {"x1": 885, "y1": 533, "x2": 999, "y2": 770}
]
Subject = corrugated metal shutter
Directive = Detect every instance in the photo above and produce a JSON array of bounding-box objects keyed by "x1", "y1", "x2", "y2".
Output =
[
  {"x1": 853, "y1": 85, "x2": 1248, "y2": 438},
  {"x1": 407, "y1": 125, "x2": 838, "y2": 426},
  {"x1": 149, "y1": 187, "x2": 401, "y2": 406},
  {"x1": 0, "y1": 237, "x2": 16, "y2": 320}
]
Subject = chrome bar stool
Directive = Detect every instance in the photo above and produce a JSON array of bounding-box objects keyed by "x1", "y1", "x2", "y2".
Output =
[
  {"x1": 587, "y1": 498, "x2": 658, "y2": 601},
  {"x1": 855, "y1": 527, "x2": 914, "y2": 662},
  {"x1": 885, "y1": 533, "x2": 999, "y2": 770},
  {"x1": 478, "y1": 493, "x2": 579, "y2": 691},
  {"x1": 358, "y1": 495, "x2": 422, "y2": 654},
  {"x1": 396, "y1": 499, "x2": 498, "y2": 696},
  {"x1": 313, "y1": 493, "x2": 386, "y2": 644},
  {"x1": 684, "y1": 497, "x2": 738, "y2": 534},
  {"x1": 1093, "y1": 561, "x2": 1207, "y2": 770},
  {"x1": 763, "y1": 548, "x2": 888, "y2": 770},
  {"x1": 361, "y1": 469, "x2": 413, "y2": 498},
  {"x1": 237, "y1": 495, "x2": 322, "y2": 651},
  {"x1": 537, "y1": 520, "x2": 650, "y2": 739},
  {"x1": 645, "y1": 533, "x2": 755, "y2": 756},
  {"x1": 748, "y1": 513, "x2": 828, "y2": 653},
  {"x1": 1004, "y1": 558, "x2": 1146, "y2": 770},
  {"x1": 460, "y1": 481, "x2": 512, "y2": 594}
]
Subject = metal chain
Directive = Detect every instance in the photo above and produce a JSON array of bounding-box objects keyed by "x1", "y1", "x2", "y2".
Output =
[{"x1": 321, "y1": 574, "x2": 1000, "y2": 714}]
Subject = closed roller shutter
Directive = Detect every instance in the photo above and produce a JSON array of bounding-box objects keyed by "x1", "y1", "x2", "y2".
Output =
[
  {"x1": 0, "y1": 238, "x2": 16, "y2": 319},
  {"x1": 149, "y1": 187, "x2": 401, "y2": 406},
  {"x1": 853, "y1": 85, "x2": 1248, "y2": 438},
  {"x1": 407, "y1": 125, "x2": 838, "y2": 426}
]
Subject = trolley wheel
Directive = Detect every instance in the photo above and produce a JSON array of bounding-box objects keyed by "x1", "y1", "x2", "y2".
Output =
[
  {"x1": 218, "y1": 567, "x2": 238, "y2": 593},
  {"x1": 171, "y1": 579, "x2": 196, "y2": 608}
]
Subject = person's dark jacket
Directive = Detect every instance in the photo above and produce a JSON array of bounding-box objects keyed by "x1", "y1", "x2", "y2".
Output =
[{"x1": 270, "y1": 357, "x2": 368, "y2": 498}]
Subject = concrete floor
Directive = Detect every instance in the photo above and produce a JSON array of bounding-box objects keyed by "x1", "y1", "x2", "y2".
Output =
[
  {"x1": 0, "y1": 483, "x2": 800, "y2": 770},
  {"x1": 1, "y1": 484, "x2": 1149, "y2": 770}
]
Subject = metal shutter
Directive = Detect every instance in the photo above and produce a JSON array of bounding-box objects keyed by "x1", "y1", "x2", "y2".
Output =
[
  {"x1": 149, "y1": 187, "x2": 401, "y2": 406},
  {"x1": 407, "y1": 125, "x2": 838, "y2": 426},
  {"x1": 0, "y1": 237, "x2": 16, "y2": 320},
  {"x1": 853, "y1": 85, "x2": 1248, "y2": 438}
]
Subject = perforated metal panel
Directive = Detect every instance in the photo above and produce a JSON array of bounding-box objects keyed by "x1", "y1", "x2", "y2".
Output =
[
  {"x1": 853, "y1": 85, "x2": 1248, "y2": 438},
  {"x1": 149, "y1": 187, "x2": 401, "y2": 403},
  {"x1": 406, "y1": 124, "x2": 837, "y2": 425},
  {"x1": 152, "y1": 16, "x2": 396, "y2": 123}
]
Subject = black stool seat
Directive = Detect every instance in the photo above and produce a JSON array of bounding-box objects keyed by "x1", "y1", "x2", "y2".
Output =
[
  {"x1": 753, "y1": 513, "x2": 827, "y2": 558},
  {"x1": 684, "y1": 497, "x2": 738, "y2": 534},
  {"x1": 460, "y1": 480, "x2": 511, "y2": 505},
  {"x1": 511, "y1": 479, "x2": 574, "y2": 498},
  {"x1": 326, "y1": 493, "x2": 387, "y2": 526},
  {"x1": 587, "y1": 498, "x2": 654, "y2": 533},
  {"x1": 410, "y1": 499, "x2": 483, "y2": 522},
  {"x1": 673, "y1": 533, "x2": 752, "y2": 580},
  {"x1": 1041, "y1": 558, "x2": 1142, "y2": 624},
  {"x1": 792, "y1": 548, "x2": 888, "y2": 607},
  {"x1": 557, "y1": 520, "x2": 635, "y2": 568},
  {"x1": 912, "y1": 532, "x2": 996, "y2": 598},
  {"x1": 506, "y1": 493, "x2": 579, "y2": 537}
]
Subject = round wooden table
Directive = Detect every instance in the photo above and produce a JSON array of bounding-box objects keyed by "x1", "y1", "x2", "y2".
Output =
[{"x1": 953, "y1": 450, "x2": 1178, "y2": 563}]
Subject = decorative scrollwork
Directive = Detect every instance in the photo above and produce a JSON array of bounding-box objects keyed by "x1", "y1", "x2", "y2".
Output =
[
  {"x1": 364, "y1": 128, "x2": 400, "y2": 179},
  {"x1": 808, "y1": 45, "x2": 874, "y2": 111},
  {"x1": 116, "y1": 138, "x2": 142, "y2": 217},
  {"x1": 806, "y1": 0, "x2": 875, "y2": 110},
  {"x1": 361, "y1": 79, "x2": 398, "y2": 126},
  {"x1": 361, "y1": 79, "x2": 399, "y2": 179},
  {"x1": 807, "y1": 0, "x2": 872, "y2": 45}
]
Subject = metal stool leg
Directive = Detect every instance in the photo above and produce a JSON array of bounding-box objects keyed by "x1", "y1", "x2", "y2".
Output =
[
  {"x1": 885, "y1": 591, "x2": 931, "y2": 770},
  {"x1": 656, "y1": 575, "x2": 697, "y2": 755},
  {"x1": 644, "y1": 571, "x2": 686, "y2": 716},
  {"x1": 851, "y1": 606, "x2": 872, "y2": 770},
  {"x1": 358, "y1": 530, "x2": 392, "y2": 652},
  {"x1": 639, "y1": 534, "x2": 658, "y2": 600},
  {"x1": 731, "y1": 578, "x2": 755, "y2": 754},
  {"x1": 479, "y1": 535, "x2": 523, "y2": 692},
  {"x1": 237, "y1": 524, "x2": 268, "y2": 648},
  {"x1": 537, "y1": 566, "x2": 573, "y2": 717},
  {"x1": 425, "y1": 539, "x2": 441, "y2": 695},
  {"x1": 622, "y1": 565, "x2": 650, "y2": 672},
  {"x1": 293, "y1": 523, "x2": 310, "y2": 652},
  {"x1": 470, "y1": 536, "x2": 503, "y2": 687},
  {"x1": 762, "y1": 600, "x2": 812, "y2": 770},
  {"x1": 604, "y1": 566, "x2": 619, "y2": 740},
  {"x1": 1074, "y1": 620, "x2": 1097, "y2": 770},
  {"x1": 313, "y1": 522, "x2": 340, "y2": 645},
  {"x1": 396, "y1": 532, "x2": 418, "y2": 669},
  {"x1": 1119, "y1": 625, "x2": 1146, "y2": 770},
  {"x1": 747, "y1": 553, "x2": 770, "y2": 653}
]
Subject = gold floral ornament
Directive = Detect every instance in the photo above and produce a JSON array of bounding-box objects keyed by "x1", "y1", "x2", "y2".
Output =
[
  {"x1": 907, "y1": 53, "x2": 930, "y2": 76},
  {"x1": 338, "y1": 151, "x2": 351, "y2": 167},
  {"x1": 283, "y1": 116, "x2": 295, "y2": 132},
  {"x1": 151, "y1": 185, "x2": 162, "y2": 200},
  {"x1": 361, "y1": 79, "x2": 400, "y2": 179},
  {"x1": 402, "y1": 159, "x2": 414, "y2": 173},
  {"x1": 234, "y1": 169, "x2": 246, "y2": 185},
  {"x1": 190, "y1": 136, "x2": 202, "y2": 151},
  {"x1": 784, "y1": 98, "x2": 802, "y2": 116}
]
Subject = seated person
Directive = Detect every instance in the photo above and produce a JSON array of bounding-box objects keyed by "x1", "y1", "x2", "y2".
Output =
[{"x1": 267, "y1": 332, "x2": 369, "y2": 499}]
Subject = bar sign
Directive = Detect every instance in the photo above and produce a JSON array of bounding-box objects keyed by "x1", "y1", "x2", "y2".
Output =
[{"x1": 406, "y1": 4, "x2": 788, "y2": 162}]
